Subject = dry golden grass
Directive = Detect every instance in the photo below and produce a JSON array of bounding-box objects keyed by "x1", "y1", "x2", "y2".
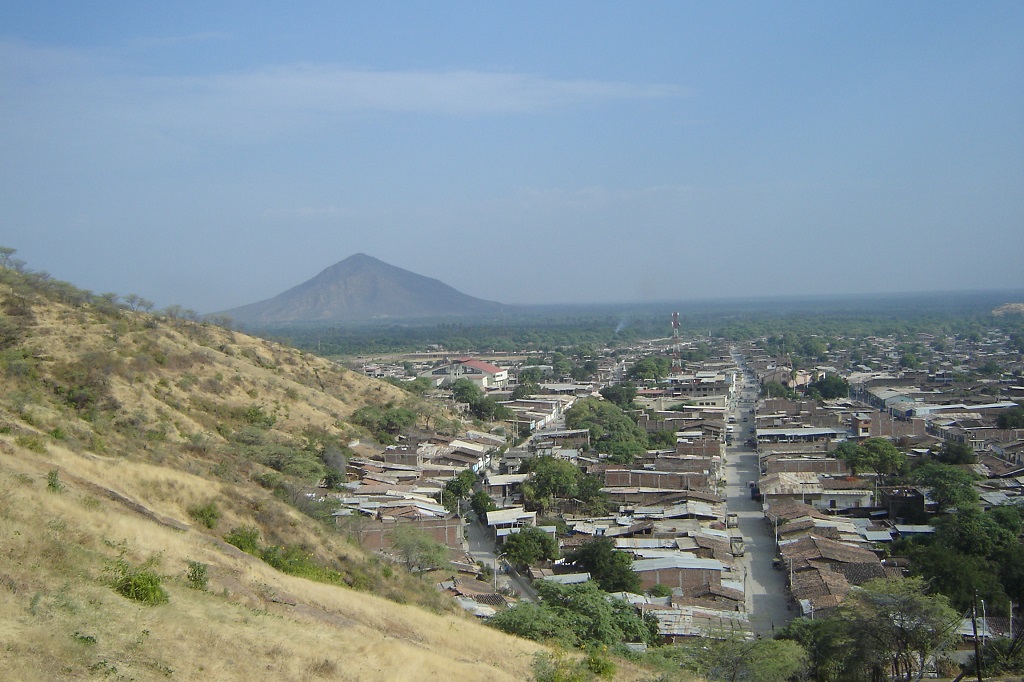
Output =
[{"x1": 0, "y1": 441, "x2": 563, "y2": 681}]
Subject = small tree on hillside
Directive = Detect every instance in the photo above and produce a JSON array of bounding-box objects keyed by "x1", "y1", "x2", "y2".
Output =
[{"x1": 388, "y1": 526, "x2": 448, "y2": 572}]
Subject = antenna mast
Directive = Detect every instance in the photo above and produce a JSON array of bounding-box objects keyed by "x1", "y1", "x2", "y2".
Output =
[{"x1": 671, "y1": 312, "x2": 681, "y2": 372}]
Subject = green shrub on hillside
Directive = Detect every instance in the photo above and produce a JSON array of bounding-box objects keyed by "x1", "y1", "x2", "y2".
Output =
[
  {"x1": 188, "y1": 501, "x2": 220, "y2": 529},
  {"x1": 185, "y1": 560, "x2": 208, "y2": 590},
  {"x1": 111, "y1": 559, "x2": 168, "y2": 605},
  {"x1": 224, "y1": 526, "x2": 261, "y2": 554},
  {"x1": 46, "y1": 469, "x2": 62, "y2": 493}
]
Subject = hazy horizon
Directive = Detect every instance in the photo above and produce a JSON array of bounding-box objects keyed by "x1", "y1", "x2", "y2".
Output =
[
  {"x1": 3, "y1": 3, "x2": 1022, "y2": 312},
  {"x1": 223, "y1": 252, "x2": 1024, "y2": 317}
]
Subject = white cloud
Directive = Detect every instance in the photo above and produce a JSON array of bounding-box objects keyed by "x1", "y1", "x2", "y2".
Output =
[
  {"x1": 0, "y1": 41, "x2": 682, "y2": 145},
  {"x1": 126, "y1": 32, "x2": 232, "y2": 50}
]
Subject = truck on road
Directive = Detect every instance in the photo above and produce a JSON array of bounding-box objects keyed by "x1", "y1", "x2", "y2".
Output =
[{"x1": 730, "y1": 535, "x2": 745, "y2": 557}]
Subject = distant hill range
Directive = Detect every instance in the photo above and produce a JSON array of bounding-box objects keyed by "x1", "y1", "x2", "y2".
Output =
[{"x1": 220, "y1": 253, "x2": 510, "y2": 325}]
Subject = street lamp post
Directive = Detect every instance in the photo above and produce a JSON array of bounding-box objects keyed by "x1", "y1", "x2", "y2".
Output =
[{"x1": 494, "y1": 552, "x2": 505, "y2": 592}]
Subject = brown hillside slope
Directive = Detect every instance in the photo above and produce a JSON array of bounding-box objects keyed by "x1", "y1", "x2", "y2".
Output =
[{"x1": 0, "y1": 270, "x2": 652, "y2": 680}]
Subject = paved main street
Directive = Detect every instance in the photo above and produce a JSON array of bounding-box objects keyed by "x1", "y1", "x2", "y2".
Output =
[
  {"x1": 726, "y1": 356, "x2": 793, "y2": 636},
  {"x1": 463, "y1": 349, "x2": 793, "y2": 632},
  {"x1": 724, "y1": 443, "x2": 792, "y2": 635}
]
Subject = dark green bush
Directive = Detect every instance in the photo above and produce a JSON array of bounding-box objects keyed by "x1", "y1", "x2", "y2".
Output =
[
  {"x1": 46, "y1": 469, "x2": 62, "y2": 492},
  {"x1": 185, "y1": 560, "x2": 208, "y2": 590},
  {"x1": 224, "y1": 526, "x2": 260, "y2": 554},
  {"x1": 111, "y1": 560, "x2": 168, "y2": 605},
  {"x1": 188, "y1": 502, "x2": 220, "y2": 529}
]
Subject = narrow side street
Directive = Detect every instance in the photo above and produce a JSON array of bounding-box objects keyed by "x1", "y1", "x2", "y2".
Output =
[{"x1": 466, "y1": 513, "x2": 537, "y2": 601}]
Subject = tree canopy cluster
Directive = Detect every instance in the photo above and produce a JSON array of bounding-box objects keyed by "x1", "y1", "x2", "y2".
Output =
[
  {"x1": 778, "y1": 578, "x2": 959, "y2": 682},
  {"x1": 898, "y1": 461, "x2": 1024, "y2": 615},
  {"x1": 806, "y1": 374, "x2": 849, "y2": 400},
  {"x1": 565, "y1": 396, "x2": 650, "y2": 464},
  {"x1": 451, "y1": 378, "x2": 512, "y2": 422},
  {"x1": 520, "y1": 455, "x2": 607, "y2": 516},
  {"x1": 832, "y1": 438, "x2": 906, "y2": 478},
  {"x1": 627, "y1": 355, "x2": 672, "y2": 381},
  {"x1": 563, "y1": 537, "x2": 642, "y2": 593},
  {"x1": 501, "y1": 527, "x2": 558, "y2": 567},
  {"x1": 488, "y1": 580, "x2": 658, "y2": 649},
  {"x1": 350, "y1": 403, "x2": 417, "y2": 445}
]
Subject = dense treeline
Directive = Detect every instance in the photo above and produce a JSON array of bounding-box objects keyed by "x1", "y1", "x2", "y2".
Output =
[{"x1": 245, "y1": 289, "x2": 1024, "y2": 357}]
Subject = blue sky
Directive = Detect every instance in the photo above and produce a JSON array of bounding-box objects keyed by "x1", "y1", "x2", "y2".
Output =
[{"x1": 2, "y1": 2, "x2": 1022, "y2": 312}]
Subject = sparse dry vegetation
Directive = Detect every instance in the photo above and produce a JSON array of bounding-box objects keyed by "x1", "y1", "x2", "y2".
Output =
[{"x1": 0, "y1": 263, "x2": 608, "y2": 680}]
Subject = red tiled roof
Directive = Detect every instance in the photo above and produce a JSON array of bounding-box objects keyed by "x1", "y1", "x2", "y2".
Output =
[{"x1": 456, "y1": 358, "x2": 504, "y2": 374}]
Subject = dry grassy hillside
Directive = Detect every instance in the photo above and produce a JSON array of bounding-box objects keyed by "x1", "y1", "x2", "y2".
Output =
[{"x1": 0, "y1": 268, "x2": 659, "y2": 680}]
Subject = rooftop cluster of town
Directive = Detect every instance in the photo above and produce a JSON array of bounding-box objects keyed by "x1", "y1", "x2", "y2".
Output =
[{"x1": 337, "y1": 326, "x2": 1024, "y2": 643}]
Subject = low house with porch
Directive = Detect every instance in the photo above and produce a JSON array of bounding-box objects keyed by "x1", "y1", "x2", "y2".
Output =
[{"x1": 485, "y1": 506, "x2": 537, "y2": 542}]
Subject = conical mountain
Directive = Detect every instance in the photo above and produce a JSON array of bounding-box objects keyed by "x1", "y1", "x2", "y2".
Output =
[{"x1": 221, "y1": 253, "x2": 509, "y2": 324}]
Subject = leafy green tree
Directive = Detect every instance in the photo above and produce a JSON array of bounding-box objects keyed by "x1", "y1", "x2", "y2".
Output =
[
  {"x1": 832, "y1": 441, "x2": 868, "y2": 476},
  {"x1": 451, "y1": 378, "x2": 512, "y2": 421},
  {"x1": 391, "y1": 375, "x2": 432, "y2": 395},
  {"x1": 322, "y1": 470, "x2": 345, "y2": 489},
  {"x1": 899, "y1": 352, "x2": 921, "y2": 369},
  {"x1": 539, "y1": 580, "x2": 656, "y2": 645},
  {"x1": 801, "y1": 336, "x2": 829, "y2": 360},
  {"x1": 761, "y1": 381, "x2": 796, "y2": 399},
  {"x1": 994, "y1": 540, "x2": 1024, "y2": 608},
  {"x1": 599, "y1": 382, "x2": 637, "y2": 409},
  {"x1": 996, "y1": 405, "x2": 1024, "y2": 429},
  {"x1": 861, "y1": 437, "x2": 906, "y2": 479},
  {"x1": 908, "y1": 542, "x2": 1007, "y2": 613},
  {"x1": 511, "y1": 380, "x2": 540, "y2": 399},
  {"x1": 451, "y1": 378, "x2": 482, "y2": 404},
  {"x1": 444, "y1": 468, "x2": 477, "y2": 502},
  {"x1": 647, "y1": 429, "x2": 677, "y2": 449},
  {"x1": 806, "y1": 374, "x2": 849, "y2": 400},
  {"x1": 776, "y1": 617, "x2": 858, "y2": 682},
  {"x1": 518, "y1": 366, "x2": 546, "y2": 383},
  {"x1": 350, "y1": 404, "x2": 418, "y2": 444},
  {"x1": 686, "y1": 635, "x2": 808, "y2": 682},
  {"x1": 502, "y1": 527, "x2": 558, "y2": 567},
  {"x1": 565, "y1": 397, "x2": 647, "y2": 464},
  {"x1": 487, "y1": 602, "x2": 577, "y2": 647},
  {"x1": 470, "y1": 489, "x2": 496, "y2": 519},
  {"x1": 935, "y1": 441, "x2": 976, "y2": 464},
  {"x1": 550, "y1": 352, "x2": 573, "y2": 378},
  {"x1": 840, "y1": 577, "x2": 960, "y2": 682},
  {"x1": 575, "y1": 473, "x2": 609, "y2": 516},
  {"x1": 0, "y1": 246, "x2": 16, "y2": 269},
  {"x1": 488, "y1": 580, "x2": 657, "y2": 648},
  {"x1": 627, "y1": 356, "x2": 672, "y2": 382},
  {"x1": 978, "y1": 359, "x2": 1002, "y2": 376},
  {"x1": 564, "y1": 537, "x2": 641, "y2": 593},
  {"x1": 570, "y1": 358, "x2": 598, "y2": 381},
  {"x1": 911, "y1": 461, "x2": 980, "y2": 513},
  {"x1": 521, "y1": 456, "x2": 580, "y2": 514}
]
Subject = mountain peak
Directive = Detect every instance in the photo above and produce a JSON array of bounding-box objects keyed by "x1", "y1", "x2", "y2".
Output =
[{"x1": 220, "y1": 254, "x2": 509, "y2": 325}]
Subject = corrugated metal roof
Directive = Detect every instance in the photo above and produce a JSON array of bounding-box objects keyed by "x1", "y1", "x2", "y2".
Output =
[{"x1": 633, "y1": 555, "x2": 724, "y2": 572}]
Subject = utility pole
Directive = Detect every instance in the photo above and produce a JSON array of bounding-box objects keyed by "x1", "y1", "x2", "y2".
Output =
[{"x1": 972, "y1": 591, "x2": 984, "y2": 682}]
